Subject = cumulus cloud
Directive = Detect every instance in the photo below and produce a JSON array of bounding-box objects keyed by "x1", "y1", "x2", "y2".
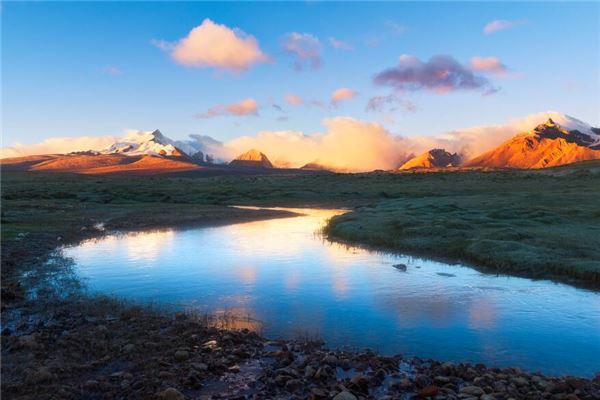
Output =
[
  {"x1": 469, "y1": 56, "x2": 508, "y2": 75},
  {"x1": 366, "y1": 94, "x2": 417, "y2": 113},
  {"x1": 196, "y1": 98, "x2": 259, "y2": 119},
  {"x1": 331, "y1": 88, "x2": 357, "y2": 105},
  {"x1": 154, "y1": 19, "x2": 268, "y2": 72},
  {"x1": 284, "y1": 93, "x2": 304, "y2": 105},
  {"x1": 328, "y1": 37, "x2": 352, "y2": 50},
  {"x1": 374, "y1": 54, "x2": 498, "y2": 95},
  {"x1": 282, "y1": 32, "x2": 321, "y2": 70},
  {"x1": 0, "y1": 136, "x2": 117, "y2": 159},
  {"x1": 483, "y1": 19, "x2": 525, "y2": 34},
  {"x1": 222, "y1": 117, "x2": 408, "y2": 171}
]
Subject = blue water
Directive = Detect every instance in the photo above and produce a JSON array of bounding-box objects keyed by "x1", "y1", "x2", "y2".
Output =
[{"x1": 64, "y1": 208, "x2": 600, "y2": 377}]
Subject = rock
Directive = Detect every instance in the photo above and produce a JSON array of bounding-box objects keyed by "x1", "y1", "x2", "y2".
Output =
[
  {"x1": 417, "y1": 385, "x2": 439, "y2": 397},
  {"x1": 83, "y1": 379, "x2": 99, "y2": 389},
  {"x1": 434, "y1": 376, "x2": 450, "y2": 384},
  {"x1": 481, "y1": 395, "x2": 497, "y2": 400},
  {"x1": 18, "y1": 334, "x2": 38, "y2": 349},
  {"x1": 228, "y1": 364, "x2": 240, "y2": 373},
  {"x1": 512, "y1": 376, "x2": 528, "y2": 387},
  {"x1": 192, "y1": 362, "x2": 209, "y2": 371},
  {"x1": 159, "y1": 387, "x2": 185, "y2": 400},
  {"x1": 332, "y1": 391, "x2": 357, "y2": 400},
  {"x1": 202, "y1": 340, "x2": 218, "y2": 349},
  {"x1": 123, "y1": 343, "x2": 135, "y2": 353},
  {"x1": 26, "y1": 366, "x2": 54, "y2": 383},
  {"x1": 304, "y1": 365, "x2": 316, "y2": 378},
  {"x1": 460, "y1": 386, "x2": 485, "y2": 396},
  {"x1": 310, "y1": 387, "x2": 328, "y2": 399},
  {"x1": 285, "y1": 378, "x2": 302, "y2": 392},
  {"x1": 398, "y1": 378, "x2": 413, "y2": 390},
  {"x1": 393, "y1": 263, "x2": 407, "y2": 272},
  {"x1": 322, "y1": 354, "x2": 338, "y2": 365},
  {"x1": 174, "y1": 350, "x2": 189, "y2": 362}
]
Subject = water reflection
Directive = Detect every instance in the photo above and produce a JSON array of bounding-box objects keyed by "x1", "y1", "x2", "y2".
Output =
[{"x1": 66, "y1": 208, "x2": 600, "y2": 377}]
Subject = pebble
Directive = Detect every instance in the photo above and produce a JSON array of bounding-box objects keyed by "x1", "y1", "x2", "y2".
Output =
[
  {"x1": 332, "y1": 391, "x2": 357, "y2": 400},
  {"x1": 159, "y1": 387, "x2": 185, "y2": 400},
  {"x1": 174, "y1": 350, "x2": 189, "y2": 362}
]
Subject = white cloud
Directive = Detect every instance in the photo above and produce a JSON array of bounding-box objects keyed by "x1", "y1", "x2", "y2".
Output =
[
  {"x1": 484, "y1": 19, "x2": 525, "y2": 34},
  {"x1": 331, "y1": 88, "x2": 357, "y2": 105},
  {"x1": 155, "y1": 19, "x2": 269, "y2": 72},
  {"x1": 282, "y1": 32, "x2": 321, "y2": 70},
  {"x1": 468, "y1": 56, "x2": 508, "y2": 75},
  {"x1": 1, "y1": 136, "x2": 117, "y2": 159},
  {"x1": 196, "y1": 98, "x2": 259, "y2": 119},
  {"x1": 284, "y1": 93, "x2": 304, "y2": 105},
  {"x1": 328, "y1": 37, "x2": 352, "y2": 50}
]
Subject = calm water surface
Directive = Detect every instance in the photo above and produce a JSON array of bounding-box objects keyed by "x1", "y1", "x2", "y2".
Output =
[{"x1": 64, "y1": 208, "x2": 600, "y2": 376}]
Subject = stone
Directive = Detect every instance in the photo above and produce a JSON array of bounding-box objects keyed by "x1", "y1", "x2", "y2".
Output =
[
  {"x1": 18, "y1": 334, "x2": 38, "y2": 349},
  {"x1": 27, "y1": 367, "x2": 54, "y2": 383},
  {"x1": 460, "y1": 386, "x2": 485, "y2": 396},
  {"x1": 159, "y1": 387, "x2": 185, "y2": 400},
  {"x1": 174, "y1": 350, "x2": 189, "y2": 362},
  {"x1": 123, "y1": 344, "x2": 135, "y2": 353},
  {"x1": 332, "y1": 391, "x2": 357, "y2": 400},
  {"x1": 417, "y1": 385, "x2": 439, "y2": 397}
]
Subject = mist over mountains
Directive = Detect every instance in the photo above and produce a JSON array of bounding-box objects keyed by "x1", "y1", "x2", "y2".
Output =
[{"x1": 2, "y1": 111, "x2": 599, "y2": 172}]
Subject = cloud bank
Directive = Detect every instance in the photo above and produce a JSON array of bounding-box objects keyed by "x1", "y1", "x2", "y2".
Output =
[
  {"x1": 469, "y1": 56, "x2": 508, "y2": 75},
  {"x1": 2, "y1": 112, "x2": 585, "y2": 172},
  {"x1": 374, "y1": 54, "x2": 498, "y2": 95},
  {"x1": 156, "y1": 19, "x2": 269, "y2": 72}
]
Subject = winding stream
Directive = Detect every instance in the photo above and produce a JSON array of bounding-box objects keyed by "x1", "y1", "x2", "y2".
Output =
[{"x1": 64, "y1": 208, "x2": 600, "y2": 377}]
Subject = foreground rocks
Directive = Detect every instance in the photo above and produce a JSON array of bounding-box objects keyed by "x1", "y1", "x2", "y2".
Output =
[{"x1": 2, "y1": 296, "x2": 599, "y2": 400}]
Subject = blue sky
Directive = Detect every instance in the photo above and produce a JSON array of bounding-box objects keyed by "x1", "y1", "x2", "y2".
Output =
[{"x1": 2, "y1": 1, "x2": 600, "y2": 147}]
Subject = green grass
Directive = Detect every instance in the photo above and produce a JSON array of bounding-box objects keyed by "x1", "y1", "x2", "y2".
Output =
[{"x1": 2, "y1": 161, "x2": 600, "y2": 288}]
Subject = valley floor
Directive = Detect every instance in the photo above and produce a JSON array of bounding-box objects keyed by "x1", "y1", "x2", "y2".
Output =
[{"x1": 2, "y1": 163, "x2": 600, "y2": 398}]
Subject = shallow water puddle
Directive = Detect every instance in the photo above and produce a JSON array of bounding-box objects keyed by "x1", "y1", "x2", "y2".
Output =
[{"x1": 63, "y1": 207, "x2": 600, "y2": 376}]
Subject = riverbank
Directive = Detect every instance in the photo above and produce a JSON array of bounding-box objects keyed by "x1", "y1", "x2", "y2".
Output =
[{"x1": 2, "y1": 168, "x2": 600, "y2": 398}]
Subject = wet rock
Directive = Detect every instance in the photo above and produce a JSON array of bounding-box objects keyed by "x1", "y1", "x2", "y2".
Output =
[
  {"x1": 460, "y1": 385, "x2": 485, "y2": 396},
  {"x1": 393, "y1": 263, "x2": 407, "y2": 272},
  {"x1": 310, "y1": 387, "x2": 328, "y2": 399},
  {"x1": 228, "y1": 364, "x2": 240, "y2": 373},
  {"x1": 434, "y1": 375, "x2": 450, "y2": 384},
  {"x1": 417, "y1": 385, "x2": 439, "y2": 397},
  {"x1": 174, "y1": 350, "x2": 190, "y2": 362},
  {"x1": 332, "y1": 391, "x2": 357, "y2": 400},
  {"x1": 322, "y1": 353, "x2": 338, "y2": 365},
  {"x1": 159, "y1": 387, "x2": 185, "y2": 400},
  {"x1": 304, "y1": 365, "x2": 316, "y2": 378}
]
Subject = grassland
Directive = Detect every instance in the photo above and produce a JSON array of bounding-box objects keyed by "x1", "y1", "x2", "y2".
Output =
[{"x1": 2, "y1": 160, "x2": 600, "y2": 288}]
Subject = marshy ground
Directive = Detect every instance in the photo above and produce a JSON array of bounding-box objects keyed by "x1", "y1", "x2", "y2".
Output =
[{"x1": 2, "y1": 162, "x2": 600, "y2": 399}]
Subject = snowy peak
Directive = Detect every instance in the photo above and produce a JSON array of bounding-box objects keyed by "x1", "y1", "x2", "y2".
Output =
[
  {"x1": 531, "y1": 118, "x2": 599, "y2": 148},
  {"x1": 103, "y1": 129, "x2": 185, "y2": 157}
]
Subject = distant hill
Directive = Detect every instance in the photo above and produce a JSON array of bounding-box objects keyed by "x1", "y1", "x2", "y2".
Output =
[
  {"x1": 466, "y1": 118, "x2": 600, "y2": 169},
  {"x1": 229, "y1": 149, "x2": 273, "y2": 168},
  {"x1": 399, "y1": 149, "x2": 461, "y2": 170}
]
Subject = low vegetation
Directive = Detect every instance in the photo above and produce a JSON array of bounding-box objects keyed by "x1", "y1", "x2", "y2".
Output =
[{"x1": 3, "y1": 161, "x2": 600, "y2": 288}]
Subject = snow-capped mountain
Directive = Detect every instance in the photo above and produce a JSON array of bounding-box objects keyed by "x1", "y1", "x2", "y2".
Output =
[
  {"x1": 466, "y1": 117, "x2": 600, "y2": 169},
  {"x1": 102, "y1": 129, "x2": 185, "y2": 157}
]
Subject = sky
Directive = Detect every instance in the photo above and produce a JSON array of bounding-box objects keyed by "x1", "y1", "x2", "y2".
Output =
[{"x1": 2, "y1": 1, "x2": 600, "y2": 166}]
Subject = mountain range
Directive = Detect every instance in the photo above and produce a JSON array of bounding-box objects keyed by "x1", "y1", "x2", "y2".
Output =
[{"x1": 2, "y1": 115, "x2": 599, "y2": 174}]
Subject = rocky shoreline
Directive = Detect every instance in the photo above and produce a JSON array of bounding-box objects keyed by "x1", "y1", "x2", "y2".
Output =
[{"x1": 2, "y1": 291, "x2": 599, "y2": 400}]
